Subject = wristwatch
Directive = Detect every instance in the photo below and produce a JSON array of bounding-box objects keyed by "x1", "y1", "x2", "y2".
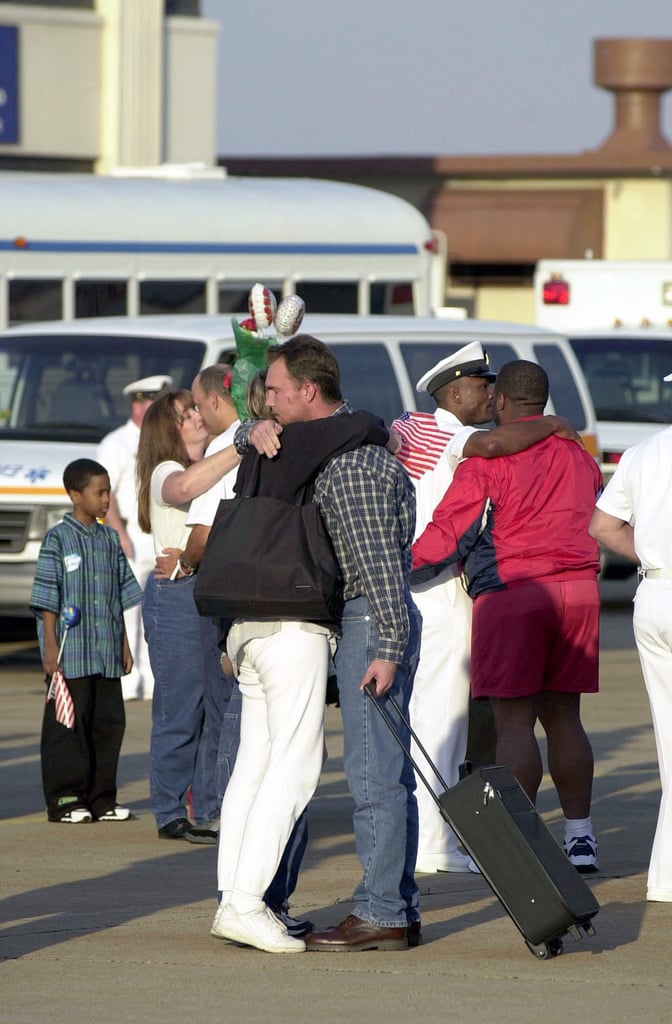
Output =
[{"x1": 177, "y1": 556, "x2": 195, "y2": 577}]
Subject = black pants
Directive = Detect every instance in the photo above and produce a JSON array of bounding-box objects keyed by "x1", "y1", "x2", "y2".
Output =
[{"x1": 41, "y1": 674, "x2": 125, "y2": 821}]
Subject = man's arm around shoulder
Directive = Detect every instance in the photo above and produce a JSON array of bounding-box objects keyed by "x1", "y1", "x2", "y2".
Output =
[{"x1": 462, "y1": 415, "x2": 581, "y2": 459}]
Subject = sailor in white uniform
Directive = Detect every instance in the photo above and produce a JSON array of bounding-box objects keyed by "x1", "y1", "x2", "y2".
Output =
[
  {"x1": 590, "y1": 371, "x2": 672, "y2": 902},
  {"x1": 392, "y1": 343, "x2": 495, "y2": 872},
  {"x1": 97, "y1": 374, "x2": 172, "y2": 700}
]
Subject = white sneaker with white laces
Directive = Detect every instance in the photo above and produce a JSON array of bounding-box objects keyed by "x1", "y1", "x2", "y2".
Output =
[
  {"x1": 211, "y1": 904, "x2": 306, "y2": 953},
  {"x1": 97, "y1": 805, "x2": 131, "y2": 822}
]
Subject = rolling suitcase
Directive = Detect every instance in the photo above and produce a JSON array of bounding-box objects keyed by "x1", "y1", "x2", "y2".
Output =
[{"x1": 365, "y1": 687, "x2": 599, "y2": 959}]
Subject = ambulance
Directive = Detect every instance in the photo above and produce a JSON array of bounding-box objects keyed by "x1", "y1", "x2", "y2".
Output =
[{"x1": 534, "y1": 259, "x2": 672, "y2": 497}]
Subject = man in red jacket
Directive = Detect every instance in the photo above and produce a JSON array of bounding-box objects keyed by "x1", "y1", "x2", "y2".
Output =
[{"x1": 412, "y1": 360, "x2": 603, "y2": 874}]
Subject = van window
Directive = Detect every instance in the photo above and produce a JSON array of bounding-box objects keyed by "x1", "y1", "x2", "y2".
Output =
[
  {"x1": 400, "y1": 342, "x2": 518, "y2": 413},
  {"x1": 0, "y1": 334, "x2": 205, "y2": 442},
  {"x1": 336, "y1": 343, "x2": 403, "y2": 424},
  {"x1": 532, "y1": 344, "x2": 586, "y2": 430},
  {"x1": 569, "y1": 336, "x2": 672, "y2": 424}
]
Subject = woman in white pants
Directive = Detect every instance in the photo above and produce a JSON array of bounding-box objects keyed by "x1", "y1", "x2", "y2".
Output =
[{"x1": 212, "y1": 622, "x2": 329, "y2": 953}]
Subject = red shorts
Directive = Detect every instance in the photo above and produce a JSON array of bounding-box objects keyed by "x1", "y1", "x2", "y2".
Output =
[{"x1": 470, "y1": 578, "x2": 600, "y2": 699}]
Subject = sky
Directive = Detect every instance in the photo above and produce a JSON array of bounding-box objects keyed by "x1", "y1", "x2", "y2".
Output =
[{"x1": 201, "y1": 0, "x2": 672, "y2": 158}]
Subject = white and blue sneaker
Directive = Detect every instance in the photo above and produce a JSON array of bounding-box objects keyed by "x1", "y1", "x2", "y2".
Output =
[{"x1": 563, "y1": 834, "x2": 599, "y2": 873}]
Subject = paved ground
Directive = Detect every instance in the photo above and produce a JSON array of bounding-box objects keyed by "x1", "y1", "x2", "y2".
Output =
[{"x1": 2, "y1": 596, "x2": 671, "y2": 1024}]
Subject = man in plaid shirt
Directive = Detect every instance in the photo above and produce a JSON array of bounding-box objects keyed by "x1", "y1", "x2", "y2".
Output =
[{"x1": 252, "y1": 336, "x2": 422, "y2": 952}]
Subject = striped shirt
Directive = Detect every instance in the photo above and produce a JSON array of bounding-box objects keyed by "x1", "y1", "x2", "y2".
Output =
[
  {"x1": 390, "y1": 410, "x2": 452, "y2": 480},
  {"x1": 314, "y1": 446, "x2": 416, "y2": 663},
  {"x1": 30, "y1": 513, "x2": 143, "y2": 679}
]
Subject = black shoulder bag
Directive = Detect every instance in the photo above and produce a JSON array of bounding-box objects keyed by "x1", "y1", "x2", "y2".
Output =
[{"x1": 193, "y1": 492, "x2": 340, "y2": 623}]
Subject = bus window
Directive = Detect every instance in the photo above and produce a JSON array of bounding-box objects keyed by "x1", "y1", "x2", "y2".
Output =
[
  {"x1": 296, "y1": 282, "x2": 359, "y2": 314},
  {"x1": 371, "y1": 282, "x2": 415, "y2": 316},
  {"x1": 217, "y1": 282, "x2": 281, "y2": 315},
  {"x1": 139, "y1": 280, "x2": 207, "y2": 315},
  {"x1": 75, "y1": 280, "x2": 127, "y2": 318},
  {"x1": 9, "y1": 279, "x2": 63, "y2": 324}
]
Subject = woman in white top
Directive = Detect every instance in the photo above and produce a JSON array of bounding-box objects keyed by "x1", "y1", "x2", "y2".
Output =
[{"x1": 137, "y1": 390, "x2": 240, "y2": 841}]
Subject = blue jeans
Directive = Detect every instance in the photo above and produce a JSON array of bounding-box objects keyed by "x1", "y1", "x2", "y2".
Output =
[
  {"x1": 200, "y1": 614, "x2": 234, "y2": 819},
  {"x1": 144, "y1": 574, "x2": 220, "y2": 829},
  {"x1": 334, "y1": 594, "x2": 421, "y2": 927}
]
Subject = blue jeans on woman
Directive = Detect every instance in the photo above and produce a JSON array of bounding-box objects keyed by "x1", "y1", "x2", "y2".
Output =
[
  {"x1": 144, "y1": 574, "x2": 221, "y2": 829},
  {"x1": 334, "y1": 594, "x2": 421, "y2": 928}
]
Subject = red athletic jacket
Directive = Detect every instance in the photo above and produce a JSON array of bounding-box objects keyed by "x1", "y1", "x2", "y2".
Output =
[{"x1": 411, "y1": 429, "x2": 602, "y2": 597}]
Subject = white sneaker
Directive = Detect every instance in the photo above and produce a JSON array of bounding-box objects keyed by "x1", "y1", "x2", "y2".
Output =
[
  {"x1": 58, "y1": 808, "x2": 93, "y2": 824},
  {"x1": 211, "y1": 904, "x2": 306, "y2": 953},
  {"x1": 416, "y1": 850, "x2": 480, "y2": 874},
  {"x1": 98, "y1": 805, "x2": 131, "y2": 822}
]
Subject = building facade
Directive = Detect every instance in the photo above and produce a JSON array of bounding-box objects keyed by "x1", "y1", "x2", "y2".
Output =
[{"x1": 0, "y1": 0, "x2": 218, "y2": 171}]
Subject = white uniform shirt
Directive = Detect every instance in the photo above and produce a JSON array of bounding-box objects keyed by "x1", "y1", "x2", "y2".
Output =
[
  {"x1": 97, "y1": 418, "x2": 141, "y2": 526},
  {"x1": 185, "y1": 420, "x2": 240, "y2": 528},
  {"x1": 596, "y1": 425, "x2": 672, "y2": 570},
  {"x1": 412, "y1": 409, "x2": 478, "y2": 539}
]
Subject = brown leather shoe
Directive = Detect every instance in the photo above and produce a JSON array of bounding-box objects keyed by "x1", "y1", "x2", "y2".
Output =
[{"x1": 305, "y1": 914, "x2": 408, "y2": 952}]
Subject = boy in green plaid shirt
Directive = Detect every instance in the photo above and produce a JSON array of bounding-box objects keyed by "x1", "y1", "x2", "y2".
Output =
[{"x1": 30, "y1": 458, "x2": 142, "y2": 824}]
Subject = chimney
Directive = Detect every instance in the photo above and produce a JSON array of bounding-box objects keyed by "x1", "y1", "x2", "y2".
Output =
[{"x1": 594, "y1": 38, "x2": 672, "y2": 153}]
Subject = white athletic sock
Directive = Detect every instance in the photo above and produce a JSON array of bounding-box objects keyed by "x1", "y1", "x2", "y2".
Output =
[{"x1": 564, "y1": 817, "x2": 594, "y2": 841}]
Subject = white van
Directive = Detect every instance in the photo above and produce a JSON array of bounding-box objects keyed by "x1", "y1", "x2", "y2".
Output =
[{"x1": 0, "y1": 314, "x2": 598, "y2": 615}]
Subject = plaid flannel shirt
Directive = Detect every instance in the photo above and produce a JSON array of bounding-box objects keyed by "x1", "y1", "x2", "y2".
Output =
[
  {"x1": 30, "y1": 513, "x2": 142, "y2": 679},
  {"x1": 314, "y1": 446, "x2": 416, "y2": 663}
]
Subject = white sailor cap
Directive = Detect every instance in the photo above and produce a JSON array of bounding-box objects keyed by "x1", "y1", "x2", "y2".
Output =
[
  {"x1": 664, "y1": 371, "x2": 672, "y2": 382},
  {"x1": 416, "y1": 341, "x2": 497, "y2": 395},
  {"x1": 122, "y1": 374, "x2": 173, "y2": 400}
]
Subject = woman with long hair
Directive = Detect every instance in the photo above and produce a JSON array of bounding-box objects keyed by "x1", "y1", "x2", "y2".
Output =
[{"x1": 137, "y1": 389, "x2": 240, "y2": 841}]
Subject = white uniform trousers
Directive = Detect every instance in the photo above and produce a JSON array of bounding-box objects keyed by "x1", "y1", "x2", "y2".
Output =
[
  {"x1": 121, "y1": 525, "x2": 155, "y2": 701},
  {"x1": 409, "y1": 573, "x2": 472, "y2": 865},
  {"x1": 633, "y1": 579, "x2": 672, "y2": 901},
  {"x1": 217, "y1": 623, "x2": 328, "y2": 911}
]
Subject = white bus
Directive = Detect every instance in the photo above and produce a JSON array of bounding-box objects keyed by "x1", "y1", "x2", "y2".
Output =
[{"x1": 0, "y1": 168, "x2": 446, "y2": 327}]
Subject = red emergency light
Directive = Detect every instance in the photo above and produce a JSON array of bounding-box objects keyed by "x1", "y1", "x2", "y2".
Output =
[{"x1": 542, "y1": 275, "x2": 570, "y2": 306}]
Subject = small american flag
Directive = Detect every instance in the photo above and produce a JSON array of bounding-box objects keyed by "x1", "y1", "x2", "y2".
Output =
[
  {"x1": 48, "y1": 669, "x2": 75, "y2": 730},
  {"x1": 391, "y1": 411, "x2": 455, "y2": 480}
]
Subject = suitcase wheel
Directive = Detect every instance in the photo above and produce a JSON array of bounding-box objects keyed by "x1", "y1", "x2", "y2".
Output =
[{"x1": 525, "y1": 937, "x2": 563, "y2": 960}]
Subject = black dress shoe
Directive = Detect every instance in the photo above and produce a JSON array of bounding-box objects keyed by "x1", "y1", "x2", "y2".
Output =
[
  {"x1": 158, "y1": 817, "x2": 194, "y2": 840},
  {"x1": 305, "y1": 914, "x2": 408, "y2": 952}
]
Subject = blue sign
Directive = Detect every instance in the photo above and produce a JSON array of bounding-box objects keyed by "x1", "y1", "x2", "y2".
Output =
[{"x1": 0, "y1": 25, "x2": 19, "y2": 144}]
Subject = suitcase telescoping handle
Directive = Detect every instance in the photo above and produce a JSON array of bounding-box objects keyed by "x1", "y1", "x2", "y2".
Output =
[{"x1": 364, "y1": 683, "x2": 453, "y2": 813}]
